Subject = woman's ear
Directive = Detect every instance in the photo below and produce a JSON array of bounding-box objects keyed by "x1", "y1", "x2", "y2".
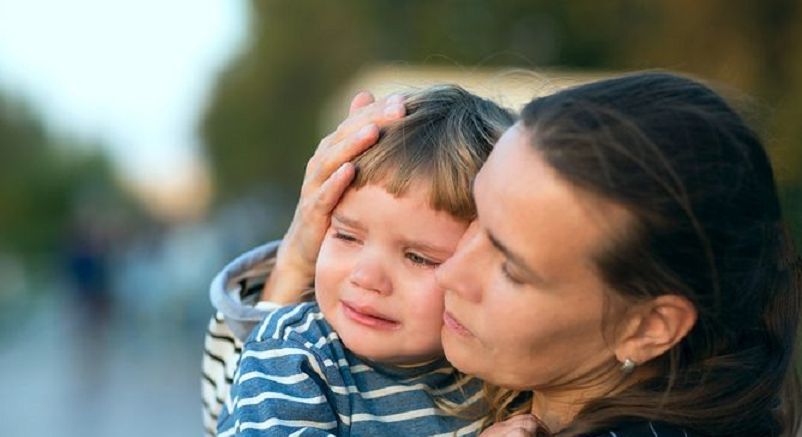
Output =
[{"x1": 615, "y1": 295, "x2": 697, "y2": 366}]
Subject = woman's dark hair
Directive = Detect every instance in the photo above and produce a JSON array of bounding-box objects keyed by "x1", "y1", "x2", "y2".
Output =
[{"x1": 518, "y1": 72, "x2": 801, "y2": 436}]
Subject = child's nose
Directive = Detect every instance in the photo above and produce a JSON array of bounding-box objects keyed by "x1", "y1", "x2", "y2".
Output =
[{"x1": 349, "y1": 256, "x2": 392, "y2": 295}]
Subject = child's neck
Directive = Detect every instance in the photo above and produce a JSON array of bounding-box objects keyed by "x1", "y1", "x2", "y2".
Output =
[
  {"x1": 395, "y1": 358, "x2": 440, "y2": 368},
  {"x1": 355, "y1": 353, "x2": 448, "y2": 378}
]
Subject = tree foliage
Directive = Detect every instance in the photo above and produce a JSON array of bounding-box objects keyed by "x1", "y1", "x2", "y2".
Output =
[
  {"x1": 0, "y1": 93, "x2": 133, "y2": 262},
  {"x1": 201, "y1": 0, "x2": 801, "y2": 238}
]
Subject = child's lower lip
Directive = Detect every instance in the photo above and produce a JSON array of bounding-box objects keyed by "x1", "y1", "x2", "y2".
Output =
[{"x1": 341, "y1": 302, "x2": 400, "y2": 330}]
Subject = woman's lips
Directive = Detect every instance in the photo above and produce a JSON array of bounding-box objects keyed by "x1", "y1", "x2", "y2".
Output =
[
  {"x1": 443, "y1": 311, "x2": 473, "y2": 337},
  {"x1": 341, "y1": 301, "x2": 400, "y2": 330}
]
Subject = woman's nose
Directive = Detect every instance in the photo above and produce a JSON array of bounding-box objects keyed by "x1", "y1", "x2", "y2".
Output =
[
  {"x1": 435, "y1": 221, "x2": 484, "y2": 302},
  {"x1": 349, "y1": 255, "x2": 392, "y2": 295}
]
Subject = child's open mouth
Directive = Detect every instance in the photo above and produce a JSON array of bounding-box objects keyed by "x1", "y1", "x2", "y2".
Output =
[{"x1": 341, "y1": 301, "x2": 400, "y2": 330}]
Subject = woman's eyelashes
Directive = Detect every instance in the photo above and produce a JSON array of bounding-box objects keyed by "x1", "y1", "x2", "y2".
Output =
[{"x1": 500, "y1": 261, "x2": 525, "y2": 286}]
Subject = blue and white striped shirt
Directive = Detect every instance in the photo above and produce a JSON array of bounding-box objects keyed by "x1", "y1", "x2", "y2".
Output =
[{"x1": 217, "y1": 302, "x2": 486, "y2": 436}]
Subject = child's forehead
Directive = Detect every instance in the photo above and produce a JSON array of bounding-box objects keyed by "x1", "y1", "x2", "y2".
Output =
[
  {"x1": 345, "y1": 166, "x2": 476, "y2": 222},
  {"x1": 338, "y1": 182, "x2": 460, "y2": 224}
]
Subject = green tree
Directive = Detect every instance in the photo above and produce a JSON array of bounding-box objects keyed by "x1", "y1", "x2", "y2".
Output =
[
  {"x1": 201, "y1": 0, "x2": 801, "y2": 240},
  {"x1": 0, "y1": 93, "x2": 135, "y2": 265}
]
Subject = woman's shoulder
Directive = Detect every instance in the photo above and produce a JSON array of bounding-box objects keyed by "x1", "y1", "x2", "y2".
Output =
[{"x1": 588, "y1": 420, "x2": 695, "y2": 437}]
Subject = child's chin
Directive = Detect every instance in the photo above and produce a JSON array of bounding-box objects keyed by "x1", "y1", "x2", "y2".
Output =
[
  {"x1": 340, "y1": 336, "x2": 390, "y2": 360},
  {"x1": 347, "y1": 341, "x2": 443, "y2": 366},
  {"x1": 337, "y1": 325, "x2": 443, "y2": 364}
]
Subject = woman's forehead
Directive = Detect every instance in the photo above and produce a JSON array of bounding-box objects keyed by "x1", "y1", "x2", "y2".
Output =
[{"x1": 475, "y1": 126, "x2": 630, "y2": 280}]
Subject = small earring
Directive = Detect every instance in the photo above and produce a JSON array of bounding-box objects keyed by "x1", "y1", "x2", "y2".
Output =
[{"x1": 620, "y1": 358, "x2": 636, "y2": 374}]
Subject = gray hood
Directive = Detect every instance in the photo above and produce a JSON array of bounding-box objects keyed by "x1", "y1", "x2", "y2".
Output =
[{"x1": 209, "y1": 241, "x2": 282, "y2": 341}]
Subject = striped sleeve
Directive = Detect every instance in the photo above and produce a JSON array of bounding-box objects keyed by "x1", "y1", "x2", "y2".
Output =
[
  {"x1": 216, "y1": 335, "x2": 340, "y2": 436},
  {"x1": 201, "y1": 312, "x2": 243, "y2": 436}
]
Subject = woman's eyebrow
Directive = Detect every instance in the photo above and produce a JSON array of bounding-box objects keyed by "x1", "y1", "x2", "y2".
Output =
[{"x1": 486, "y1": 231, "x2": 547, "y2": 284}]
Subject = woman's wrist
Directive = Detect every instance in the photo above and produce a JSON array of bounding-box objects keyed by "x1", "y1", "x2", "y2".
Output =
[
  {"x1": 260, "y1": 248, "x2": 315, "y2": 303},
  {"x1": 257, "y1": 93, "x2": 404, "y2": 305}
]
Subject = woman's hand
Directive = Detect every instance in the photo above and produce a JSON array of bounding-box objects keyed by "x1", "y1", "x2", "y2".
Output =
[
  {"x1": 261, "y1": 91, "x2": 407, "y2": 303},
  {"x1": 479, "y1": 415, "x2": 540, "y2": 437}
]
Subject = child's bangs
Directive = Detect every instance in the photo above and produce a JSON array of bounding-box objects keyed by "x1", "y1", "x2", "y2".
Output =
[
  {"x1": 350, "y1": 84, "x2": 515, "y2": 223},
  {"x1": 351, "y1": 134, "x2": 476, "y2": 222}
]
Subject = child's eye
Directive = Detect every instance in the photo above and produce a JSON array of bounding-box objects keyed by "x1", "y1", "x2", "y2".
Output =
[
  {"x1": 333, "y1": 232, "x2": 359, "y2": 243},
  {"x1": 405, "y1": 252, "x2": 439, "y2": 267}
]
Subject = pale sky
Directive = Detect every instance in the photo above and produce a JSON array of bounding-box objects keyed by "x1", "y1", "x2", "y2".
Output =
[{"x1": 0, "y1": 0, "x2": 248, "y2": 217}]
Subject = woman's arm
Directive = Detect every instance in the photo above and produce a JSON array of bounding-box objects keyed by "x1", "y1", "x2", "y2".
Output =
[{"x1": 261, "y1": 91, "x2": 406, "y2": 303}]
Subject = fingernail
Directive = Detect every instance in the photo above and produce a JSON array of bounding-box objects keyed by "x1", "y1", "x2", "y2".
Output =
[
  {"x1": 386, "y1": 94, "x2": 405, "y2": 105},
  {"x1": 384, "y1": 103, "x2": 404, "y2": 118},
  {"x1": 357, "y1": 125, "x2": 374, "y2": 139},
  {"x1": 337, "y1": 163, "x2": 354, "y2": 177}
]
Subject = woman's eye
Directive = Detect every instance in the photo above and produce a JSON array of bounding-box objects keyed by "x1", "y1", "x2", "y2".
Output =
[
  {"x1": 405, "y1": 252, "x2": 439, "y2": 267},
  {"x1": 501, "y1": 262, "x2": 525, "y2": 285}
]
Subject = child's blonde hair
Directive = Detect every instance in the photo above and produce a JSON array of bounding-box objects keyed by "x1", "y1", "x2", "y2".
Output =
[
  {"x1": 349, "y1": 85, "x2": 515, "y2": 426},
  {"x1": 352, "y1": 85, "x2": 515, "y2": 221}
]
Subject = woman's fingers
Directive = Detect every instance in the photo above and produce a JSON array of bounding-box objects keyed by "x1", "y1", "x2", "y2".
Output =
[
  {"x1": 310, "y1": 124, "x2": 379, "y2": 185},
  {"x1": 312, "y1": 162, "x2": 356, "y2": 216},
  {"x1": 260, "y1": 92, "x2": 403, "y2": 303},
  {"x1": 305, "y1": 93, "x2": 404, "y2": 190},
  {"x1": 479, "y1": 415, "x2": 539, "y2": 436},
  {"x1": 276, "y1": 91, "x2": 404, "y2": 275},
  {"x1": 275, "y1": 163, "x2": 355, "y2": 278},
  {"x1": 349, "y1": 91, "x2": 375, "y2": 115},
  {"x1": 330, "y1": 93, "x2": 405, "y2": 145}
]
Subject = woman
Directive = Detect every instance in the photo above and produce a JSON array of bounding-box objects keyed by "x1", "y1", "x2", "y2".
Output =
[
  {"x1": 211, "y1": 72, "x2": 801, "y2": 436},
  {"x1": 434, "y1": 72, "x2": 802, "y2": 436}
]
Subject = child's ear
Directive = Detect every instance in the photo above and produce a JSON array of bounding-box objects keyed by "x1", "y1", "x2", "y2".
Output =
[{"x1": 614, "y1": 294, "x2": 697, "y2": 366}]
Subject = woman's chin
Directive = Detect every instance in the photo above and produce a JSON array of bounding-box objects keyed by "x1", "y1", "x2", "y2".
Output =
[{"x1": 441, "y1": 326, "x2": 480, "y2": 374}]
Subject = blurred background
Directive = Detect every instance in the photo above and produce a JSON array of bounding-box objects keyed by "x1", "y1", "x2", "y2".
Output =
[{"x1": 0, "y1": 1, "x2": 800, "y2": 435}]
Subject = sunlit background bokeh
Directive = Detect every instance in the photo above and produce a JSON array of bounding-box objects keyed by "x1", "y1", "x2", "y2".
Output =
[{"x1": 1, "y1": 1, "x2": 800, "y2": 435}]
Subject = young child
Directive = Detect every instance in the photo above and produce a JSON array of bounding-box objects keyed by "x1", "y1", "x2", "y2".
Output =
[{"x1": 204, "y1": 85, "x2": 514, "y2": 436}]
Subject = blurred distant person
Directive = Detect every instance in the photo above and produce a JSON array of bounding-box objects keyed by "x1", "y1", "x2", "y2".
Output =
[{"x1": 65, "y1": 218, "x2": 112, "y2": 327}]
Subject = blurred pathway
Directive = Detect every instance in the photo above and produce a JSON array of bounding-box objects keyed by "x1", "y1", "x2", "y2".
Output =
[{"x1": 0, "y1": 294, "x2": 206, "y2": 436}]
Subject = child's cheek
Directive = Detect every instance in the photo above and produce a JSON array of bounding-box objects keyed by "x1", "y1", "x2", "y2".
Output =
[{"x1": 407, "y1": 280, "x2": 446, "y2": 329}]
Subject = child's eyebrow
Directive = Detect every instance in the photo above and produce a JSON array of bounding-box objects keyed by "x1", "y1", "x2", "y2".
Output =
[{"x1": 332, "y1": 213, "x2": 364, "y2": 229}]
